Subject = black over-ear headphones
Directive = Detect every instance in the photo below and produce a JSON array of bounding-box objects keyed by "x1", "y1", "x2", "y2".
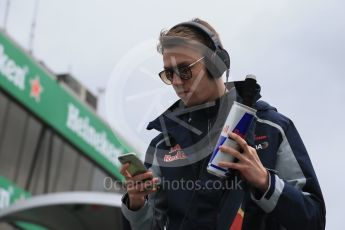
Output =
[{"x1": 170, "y1": 21, "x2": 230, "y2": 79}]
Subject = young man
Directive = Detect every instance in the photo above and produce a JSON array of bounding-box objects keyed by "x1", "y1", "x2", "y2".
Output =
[{"x1": 120, "y1": 18, "x2": 326, "y2": 230}]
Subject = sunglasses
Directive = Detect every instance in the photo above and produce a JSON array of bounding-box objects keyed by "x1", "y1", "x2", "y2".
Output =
[{"x1": 158, "y1": 56, "x2": 205, "y2": 85}]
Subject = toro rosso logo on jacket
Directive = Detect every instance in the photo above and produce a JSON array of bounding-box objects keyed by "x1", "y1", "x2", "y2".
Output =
[{"x1": 164, "y1": 144, "x2": 187, "y2": 162}]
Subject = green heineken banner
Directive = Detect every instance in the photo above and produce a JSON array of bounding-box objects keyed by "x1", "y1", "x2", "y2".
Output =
[
  {"x1": 0, "y1": 30, "x2": 131, "y2": 179},
  {"x1": 0, "y1": 176, "x2": 30, "y2": 210},
  {"x1": 0, "y1": 176, "x2": 46, "y2": 230}
]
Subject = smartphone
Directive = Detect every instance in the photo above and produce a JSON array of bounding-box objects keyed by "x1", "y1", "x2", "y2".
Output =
[{"x1": 118, "y1": 153, "x2": 148, "y2": 176}]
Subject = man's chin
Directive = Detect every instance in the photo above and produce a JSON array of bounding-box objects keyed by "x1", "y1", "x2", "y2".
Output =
[{"x1": 182, "y1": 98, "x2": 198, "y2": 107}]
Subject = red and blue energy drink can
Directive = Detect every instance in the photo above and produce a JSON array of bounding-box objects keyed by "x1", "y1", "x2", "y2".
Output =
[{"x1": 207, "y1": 101, "x2": 257, "y2": 177}]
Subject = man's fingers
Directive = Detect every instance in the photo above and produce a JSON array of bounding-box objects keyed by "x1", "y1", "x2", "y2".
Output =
[
  {"x1": 120, "y1": 163, "x2": 131, "y2": 178},
  {"x1": 132, "y1": 171, "x2": 153, "y2": 182},
  {"x1": 250, "y1": 146, "x2": 260, "y2": 160},
  {"x1": 218, "y1": 161, "x2": 244, "y2": 171},
  {"x1": 127, "y1": 177, "x2": 159, "y2": 193},
  {"x1": 229, "y1": 132, "x2": 250, "y2": 153},
  {"x1": 219, "y1": 145, "x2": 246, "y2": 162}
]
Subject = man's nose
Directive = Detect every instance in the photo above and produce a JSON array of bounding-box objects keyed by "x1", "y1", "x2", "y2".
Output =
[{"x1": 171, "y1": 73, "x2": 183, "y2": 85}]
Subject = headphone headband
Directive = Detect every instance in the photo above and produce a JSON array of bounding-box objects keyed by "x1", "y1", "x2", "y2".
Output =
[
  {"x1": 171, "y1": 21, "x2": 223, "y2": 50},
  {"x1": 169, "y1": 21, "x2": 230, "y2": 78}
]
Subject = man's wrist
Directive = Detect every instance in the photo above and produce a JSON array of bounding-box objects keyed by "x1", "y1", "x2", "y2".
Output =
[
  {"x1": 257, "y1": 168, "x2": 269, "y2": 192},
  {"x1": 128, "y1": 196, "x2": 146, "y2": 211}
]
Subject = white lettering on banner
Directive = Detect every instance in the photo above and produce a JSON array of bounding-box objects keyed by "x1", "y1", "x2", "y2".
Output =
[
  {"x1": 0, "y1": 187, "x2": 13, "y2": 210},
  {"x1": 0, "y1": 44, "x2": 28, "y2": 91},
  {"x1": 66, "y1": 103, "x2": 121, "y2": 167}
]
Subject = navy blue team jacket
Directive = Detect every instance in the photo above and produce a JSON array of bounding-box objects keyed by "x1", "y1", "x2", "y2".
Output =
[{"x1": 121, "y1": 81, "x2": 326, "y2": 230}]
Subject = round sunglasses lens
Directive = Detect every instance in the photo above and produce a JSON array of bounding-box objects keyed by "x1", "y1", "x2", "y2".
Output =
[
  {"x1": 178, "y1": 67, "x2": 191, "y2": 80},
  {"x1": 159, "y1": 71, "x2": 172, "y2": 85}
]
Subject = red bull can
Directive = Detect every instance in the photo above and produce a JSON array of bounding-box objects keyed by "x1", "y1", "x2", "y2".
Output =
[{"x1": 207, "y1": 101, "x2": 257, "y2": 177}]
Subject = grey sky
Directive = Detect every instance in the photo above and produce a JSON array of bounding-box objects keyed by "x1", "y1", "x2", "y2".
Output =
[{"x1": 1, "y1": 0, "x2": 344, "y2": 229}]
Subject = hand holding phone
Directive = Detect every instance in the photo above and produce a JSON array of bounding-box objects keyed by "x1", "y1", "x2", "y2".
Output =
[
  {"x1": 118, "y1": 152, "x2": 159, "y2": 189},
  {"x1": 118, "y1": 152, "x2": 148, "y2": 176},
  {"x1": 118, "y1": 153, "x2": 158, "y2": 210}
]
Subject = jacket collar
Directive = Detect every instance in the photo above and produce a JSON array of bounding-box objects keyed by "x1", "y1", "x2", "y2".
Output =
[{"x1": 147, "y1": 80, "x2": 261, "y2": 135}]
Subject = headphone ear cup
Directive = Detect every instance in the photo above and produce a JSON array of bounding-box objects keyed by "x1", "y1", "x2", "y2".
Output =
[
  {"x1": 170, "y1": 22, "x2": 231, "y2": 78},
  {"x1": 204, "y1": 53, "x2": 220, "y2": 79},
  {"x1": 217, "y1": 49, "x2": 230, "y2": 70},
  {"x1": 205, "y1": 49, "x2": 230, "y2": 79}
]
